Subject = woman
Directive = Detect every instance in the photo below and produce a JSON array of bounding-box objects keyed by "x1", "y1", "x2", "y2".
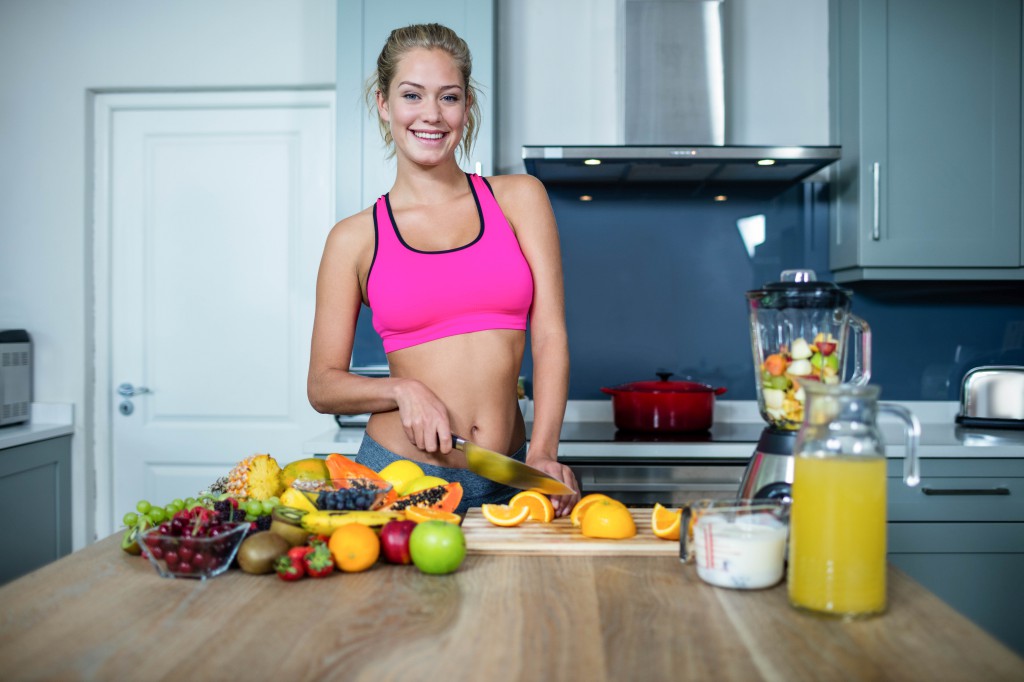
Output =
[{"x1": 307, "y1": 23, "x2": 579, "y2": 516}]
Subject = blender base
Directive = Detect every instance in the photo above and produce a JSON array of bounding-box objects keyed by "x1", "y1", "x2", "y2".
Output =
[{"x1": 738, "y1": 427, "x2": 797, "y2": 501}]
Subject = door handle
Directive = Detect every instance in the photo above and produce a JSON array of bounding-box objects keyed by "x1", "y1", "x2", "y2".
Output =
[
  {"x1": 117, "y1": 383, "x2": 151, "y2": 398},
  {"x1": 871, "y1": 161, "x2": 881, "y2": 240}
]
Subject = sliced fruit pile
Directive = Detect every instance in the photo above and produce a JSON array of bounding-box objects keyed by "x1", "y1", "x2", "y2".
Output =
[
  {"x1": 120, "y1": 452, "x2": 469, "y2": 579},
  {"x1": 480, "y1": 491, "x2": 685, "y2": 543},
  {"x1": 760, "y1": 332, "x2": 841, "y2": 425}
]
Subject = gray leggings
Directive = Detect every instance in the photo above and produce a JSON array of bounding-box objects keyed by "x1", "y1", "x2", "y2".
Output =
[{"x1": 356, "y1": 433, "x2": 526, "y2": 515}]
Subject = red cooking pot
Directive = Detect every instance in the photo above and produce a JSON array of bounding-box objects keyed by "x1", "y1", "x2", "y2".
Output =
[{"x1": 600, "y1": 374, "x2": 727, "y2": 433}]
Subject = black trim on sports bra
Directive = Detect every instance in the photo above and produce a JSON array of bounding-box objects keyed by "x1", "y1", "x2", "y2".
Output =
[
  {"x1": 365, "y1": 202, "x2": 380, "y2": 308},
  {"x1": 383, "y1": 173, "x2": 485, "y2": 255}
]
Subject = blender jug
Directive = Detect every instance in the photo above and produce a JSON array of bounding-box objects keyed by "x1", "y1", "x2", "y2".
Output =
[
  {"x1": 747, "y1": 269, "x2": 871, "y2": 431},
  {"x1": 738, "y1": 269, "x2": 872, "y2": 501}
]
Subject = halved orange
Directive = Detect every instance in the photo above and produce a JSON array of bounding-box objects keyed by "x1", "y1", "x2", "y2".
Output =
[
  {"x1": 581, "y1": 500, "x2": 636, "y2": 539},
  {"x1": 406, "y1": 505, "x2": 462, "y2": 525},
  {"x1": 651, "y1": 502, "x2": 683, "y2": 540},
  {"x1": 509, "y1": 490, "x2": 555, "y2": 523},
  {"x1": 570, "y1": 493, "x2": 618, "y2": 527},
  {"x1": 481, "y1": 503, "x2": 531, "y2": 527}
]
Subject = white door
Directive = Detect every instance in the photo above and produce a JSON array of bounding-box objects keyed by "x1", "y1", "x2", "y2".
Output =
[{"x1": 93, "y1": 91, "x2": 335, "y2": 536}]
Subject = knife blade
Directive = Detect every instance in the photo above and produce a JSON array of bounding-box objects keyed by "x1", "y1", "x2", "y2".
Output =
[{"x1": 452, "y1": 435, "x2": 575, "y2": 496}]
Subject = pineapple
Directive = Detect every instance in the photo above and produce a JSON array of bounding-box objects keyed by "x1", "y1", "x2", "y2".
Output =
[{"x1": 226, "y1": 454, "x2": 284, "y2": 500}]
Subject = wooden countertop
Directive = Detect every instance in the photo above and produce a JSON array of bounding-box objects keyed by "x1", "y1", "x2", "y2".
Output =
[{"x1": 0, "y1": 534, "x2": 1022, "y2": 681}]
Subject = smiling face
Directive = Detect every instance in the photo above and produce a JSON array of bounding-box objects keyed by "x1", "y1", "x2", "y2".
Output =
[{"x1": 377, "y1": 47, "x2": 470, "y2": 169}]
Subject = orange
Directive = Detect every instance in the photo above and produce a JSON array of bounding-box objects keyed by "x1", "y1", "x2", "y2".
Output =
[
  {"x1": 570, "y1": 493, "x2": 617, "y2": 527},
  {"x1": 581, "y1": 500, "x2": 636, "y2": 539},
  {"x1": 509, "y1": 490, "x2": 555, "y2": 523},
  {"x1": 481, "y1": 503, "x2": 531, "y2": 527},
  {"x1": 328, "y1": 523, "x2": 380, "y2": 572},
  {"x1": 651, "y1": 502, "x2": 683, "y2": 540},
  {"x1": 405, "y1": 506, "x2": 462, "y2": 525}
]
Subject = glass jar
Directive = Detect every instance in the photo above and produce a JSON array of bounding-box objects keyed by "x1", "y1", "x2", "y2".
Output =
[{"x1": 787, "y1": 382, "x2": 920, "y2": 617}]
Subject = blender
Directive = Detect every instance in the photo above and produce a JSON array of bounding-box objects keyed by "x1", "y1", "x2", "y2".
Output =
[{"x1": 738, "y1": 269, "x2": 871, "y2": 500}]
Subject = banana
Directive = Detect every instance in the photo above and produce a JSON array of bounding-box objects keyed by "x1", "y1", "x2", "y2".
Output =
[
  {"x1": 280, "y1": 487, "x2": 319, "y2": 514},
  {"x1": 300, "y1": 510, "x2": 405, "y2": 535}
]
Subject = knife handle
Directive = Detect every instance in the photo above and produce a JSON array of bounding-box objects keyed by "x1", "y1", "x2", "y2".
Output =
[{"x1": 450, "y1": 434, "x2": 466, "y2": 451}]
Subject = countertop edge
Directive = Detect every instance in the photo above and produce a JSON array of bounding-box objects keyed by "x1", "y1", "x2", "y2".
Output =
[{"x1": 0, "y1": 403, "x2": 75, "y2": 451}]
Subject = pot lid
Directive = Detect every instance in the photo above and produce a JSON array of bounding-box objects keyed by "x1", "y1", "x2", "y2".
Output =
[
  {"x1": 603, "y1": 374, "x2": 722, "y2": 394},
  {"x1": 746, "y1": 269, "x2": 852, "y2": 309}
]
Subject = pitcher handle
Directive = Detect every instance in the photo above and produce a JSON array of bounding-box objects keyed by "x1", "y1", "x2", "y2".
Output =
[
  {"x1": 847, "y1": 313, "x2": 872, "y2": 386},
  {"x1": 879, "y1": 403, "x2": 921, "y2": 487}
]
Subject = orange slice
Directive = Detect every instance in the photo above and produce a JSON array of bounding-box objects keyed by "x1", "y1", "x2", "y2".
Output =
[
  {"x1": 405, "y1": 505, "x2": 462, "y2": 525},
  {"x1": 570, "y1": 493, "x2": 617, "y2": 527},
  {"x1": 581, "y1": 500, "x2": 636, "y2": 539},
  {"x1": 481, "y1": 504, "x2": 531, "y2": 527},
  {"x1": 651, "y1": 502, "x2": 683, "y2": 540},
  {"x1": 509, "y1": 490, "x2": 555, "y2": 523}
]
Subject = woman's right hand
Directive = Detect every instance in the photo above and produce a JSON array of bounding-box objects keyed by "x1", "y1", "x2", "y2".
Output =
[{"x1": 392, "y1": 378, "x2": 452, "y2": 454}]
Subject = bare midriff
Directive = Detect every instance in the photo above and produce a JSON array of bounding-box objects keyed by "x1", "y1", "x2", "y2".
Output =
[{"x1": 364, "y1": 328, "x2": 527, "y2": 468}]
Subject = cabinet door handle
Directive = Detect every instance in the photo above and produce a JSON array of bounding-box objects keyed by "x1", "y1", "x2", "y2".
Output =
[
  {"x1": 920, "y1": 487, "x2": 1010, "y2": 496},
  {"x1": 871, "y1": 161, "x2": 881, "y2": 240}
]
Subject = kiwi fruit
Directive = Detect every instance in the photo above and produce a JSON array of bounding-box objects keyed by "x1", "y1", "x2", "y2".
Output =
[
  {"x1": 270, "y1": 517, "x2": 311, "y2": 547},
  {"x1": 120, "y1": 518, "x2": 152, "y2": 555},
  {"x1": 236, "y1": 530, "x2": 290, "y2": 574}
]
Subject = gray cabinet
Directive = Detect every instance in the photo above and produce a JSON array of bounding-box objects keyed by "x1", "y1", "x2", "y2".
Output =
[
  {"x1": 829, "y1": 0, "x2": 1023, "y2": 281},
  {"x1": 335, "y1": 0, "x2": 495, "y2": 221},
  {"x1": 887, "y1": 458, "x2": 1024, "y2": 656},
  {"x1": 0, "y1": 435, "x2": 72, "y2": 585}
]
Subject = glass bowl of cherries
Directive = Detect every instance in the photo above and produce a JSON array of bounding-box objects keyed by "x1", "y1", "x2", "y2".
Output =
[{"x1": 138, "y1": 506, "x2": 249, "y2": 580}]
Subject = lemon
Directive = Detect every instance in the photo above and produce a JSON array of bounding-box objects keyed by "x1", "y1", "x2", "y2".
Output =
[
  {"x1": 403, "y1": 475, "x2": 449, "y2": 495},
  {"x1": 378, "y1": 460, "x2": 426, "y2": 496}
]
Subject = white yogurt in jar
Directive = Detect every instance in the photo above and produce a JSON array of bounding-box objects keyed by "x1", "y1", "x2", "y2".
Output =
[{"x1": 694, "y1": 512, "x2": 788, "y2": 590}]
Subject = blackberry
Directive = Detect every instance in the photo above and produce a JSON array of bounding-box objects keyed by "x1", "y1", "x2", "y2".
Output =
[
  {"x1": 255, "y1": 515, "x2": 272, "y2": 532},
  {"x1": 232, "y1": 510, "x2": 248, "y2": 523}
]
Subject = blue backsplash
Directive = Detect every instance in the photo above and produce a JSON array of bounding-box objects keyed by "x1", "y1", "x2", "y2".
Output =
[{"x1": 352, "y1": 181, "x2": 1024, "y2": 401}]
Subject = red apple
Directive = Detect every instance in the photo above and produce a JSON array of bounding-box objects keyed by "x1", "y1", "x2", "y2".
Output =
[
  {"x1": 818, "y1": 341, "x2": 837, "y2": 356},
  {"x1": 380, "y1": 520, "x2": 417, "y2": 564}
]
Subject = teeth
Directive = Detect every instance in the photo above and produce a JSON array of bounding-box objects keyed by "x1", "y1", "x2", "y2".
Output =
[{"x1": 414, "y1": 132, "x2": 444, "y2": 140}]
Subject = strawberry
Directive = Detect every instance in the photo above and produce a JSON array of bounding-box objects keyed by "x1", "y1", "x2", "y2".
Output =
[
  {"x1": 274, "y1": 554, "x2": 305, "y2": 581},
  {"x1": 303, "y1": 542, "x2": 335, "y2": 578},
  {"x1": 288, "y1": 545, "x2": 314, "y2": 561}
]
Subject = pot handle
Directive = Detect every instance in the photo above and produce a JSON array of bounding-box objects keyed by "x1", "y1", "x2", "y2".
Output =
[
  {"x1": 600, "y1": 387, "x2": 616, "y2": 396},
  {"x1": 714, "y1": 387, "x2": 727, "y2": 396},
  {"x1": 656, "y1": 371, "x2": 673, "y2": 382}
]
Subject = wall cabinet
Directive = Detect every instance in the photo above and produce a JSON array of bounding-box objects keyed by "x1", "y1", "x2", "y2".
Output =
[
  {"x1": 829, "y1": 0, "x2": 1023, "y2": 281},
  {"x1": 0, "y1": 435, "x2": 72, "y2": 585},
  {"x1": 335, "y1": 0, "x2": 495, "y2": 221},
  {"x1": 887, "y1": 458, "x2": 1024, "y2": 656}
]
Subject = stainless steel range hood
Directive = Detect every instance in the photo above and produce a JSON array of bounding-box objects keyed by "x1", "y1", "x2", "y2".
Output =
[
  {"x1": 522, "y1": 145, "x2": 840, "y2": 184},
  {"x1": 522, "y1": 0, "x2": 839, "y2": 185}
]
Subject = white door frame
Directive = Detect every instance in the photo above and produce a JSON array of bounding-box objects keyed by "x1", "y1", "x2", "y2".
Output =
[{"x1": 91, "y1": 89, "x2": 335, "y2": 541}]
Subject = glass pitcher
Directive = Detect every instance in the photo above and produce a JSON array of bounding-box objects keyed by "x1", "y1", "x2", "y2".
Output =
[
  {"x1": 787, "y1": 382, "x2": 920, "y2": 618},
  {"x1": 747, "y1": 269, "x2": 871, "y2": 431}
]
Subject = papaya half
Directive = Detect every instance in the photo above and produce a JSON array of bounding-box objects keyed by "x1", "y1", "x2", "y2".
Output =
[{"x1": 383, "y1": 482, "x2": 462, "y2": 514}]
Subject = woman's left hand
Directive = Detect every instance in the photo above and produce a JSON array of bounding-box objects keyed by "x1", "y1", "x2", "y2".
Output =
[{"x1": 526, "y1": 457, "x2": 580, "y2": 518}]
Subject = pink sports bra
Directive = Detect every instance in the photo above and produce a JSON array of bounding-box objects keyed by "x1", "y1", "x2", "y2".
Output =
[{"x1": 367, "y1": 173, "x2": 534, "y2": 353}]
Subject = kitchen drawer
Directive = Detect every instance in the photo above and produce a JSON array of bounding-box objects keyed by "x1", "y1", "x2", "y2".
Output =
[
  {"x1": 888, "y1": 477, "x2": 1023, "y2": 522},
  {"x1": 889, "y1": 522, "x2": 1024, "y2": 554}
]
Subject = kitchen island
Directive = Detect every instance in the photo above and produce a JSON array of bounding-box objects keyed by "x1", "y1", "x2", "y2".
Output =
[{"x1": 1, "y1": 534, "x2": 1021, "y2": 681}]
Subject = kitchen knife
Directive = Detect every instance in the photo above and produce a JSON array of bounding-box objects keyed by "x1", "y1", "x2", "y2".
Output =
[{"x1": 452, "y1": 435, "x2": 575, "y2": 496}]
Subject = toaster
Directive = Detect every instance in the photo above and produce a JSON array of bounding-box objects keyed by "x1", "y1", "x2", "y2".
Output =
[
  {"x1": 955, "y1": 365, "x2": 1024, "y2": 429},
  {"x1": 0, "y1": 330, "x2": 32, "y2": 426}
]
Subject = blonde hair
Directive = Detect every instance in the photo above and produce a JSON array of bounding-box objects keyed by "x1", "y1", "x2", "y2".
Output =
[{"x1": 365, "y1": 23, "x2": 482, "y2": 162}]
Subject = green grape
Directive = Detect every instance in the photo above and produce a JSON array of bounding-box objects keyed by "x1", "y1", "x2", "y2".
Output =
[
  {"x1": 184, "y1": 497, "x2": 196, "y2": 507},
  {"x1": 260, "y1": 499, "x2": 275, "y2": 515},
  {"x1": 245, "y1": 513, "x2": 257, "y2": 522},
  {"x1": 148, "y1": 508, "x2": 166, "y2": 524},
  {"x1": 136, "y1": 500, "x2": 152, "y2": 514},
  {"x1": 245, "y1": 500, "x2": 263, "y2": 517},
  {"x1": 171, "y1": 499, "x2": 185, "y2": 511},
  {"x1": 217, "y1": 492, "x2": 230, "y2": 501},
  {"x1": 188, "y1": 501, "x2": 204, "y2": 511},
  {"x1": 123, "y1": 512, "x2": 139, "y2": 527},
  {"x1": 164, "y1": 504, "x2": 176, "y2": 518}
]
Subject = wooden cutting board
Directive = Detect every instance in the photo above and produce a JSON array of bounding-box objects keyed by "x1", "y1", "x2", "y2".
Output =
[{"x1": 461, "y1": 506, "x2": 681, "y2": 556}]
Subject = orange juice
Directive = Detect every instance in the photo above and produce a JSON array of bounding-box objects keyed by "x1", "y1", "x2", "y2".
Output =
[{"x1": 788, "y1": 453, "x2": 887, "y2": 616}]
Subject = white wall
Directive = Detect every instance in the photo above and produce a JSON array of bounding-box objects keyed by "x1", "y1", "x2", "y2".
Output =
[
  {"x1": 0, "y1": 0, "x2": 335, "y2": 549},
  {"x1": 495, "y1": 0, "x2": 830, "y2": 174}
]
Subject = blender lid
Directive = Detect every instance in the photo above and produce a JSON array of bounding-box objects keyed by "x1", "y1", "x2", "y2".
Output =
[{"x1": 746, "y1": 269, "x2": 853, "y2": 309}]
